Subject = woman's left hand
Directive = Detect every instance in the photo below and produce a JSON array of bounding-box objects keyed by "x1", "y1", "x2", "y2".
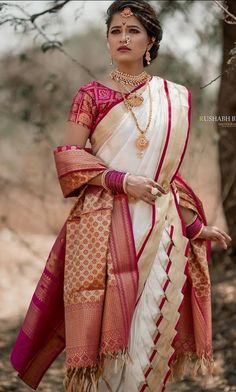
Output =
[{"x1": 198, "y1": 225, "x2": 232, "y2": 250}]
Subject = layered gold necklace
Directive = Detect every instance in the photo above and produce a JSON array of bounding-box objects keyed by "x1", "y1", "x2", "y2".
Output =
[
  {"x1": 109, "y1": 69, "x2": 152, "y2": 157},
  {"x1": 110, "y1": 69, "x2": 150, "y2": 108}
]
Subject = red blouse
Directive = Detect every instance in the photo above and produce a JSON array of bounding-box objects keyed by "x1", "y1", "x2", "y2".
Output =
[{"x1": 67, "y1": 81, "x2": 124, "y2": 137}]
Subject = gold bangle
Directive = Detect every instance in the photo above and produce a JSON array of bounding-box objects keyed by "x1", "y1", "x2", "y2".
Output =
[
  {"x1": 101, "y1": 169, "x2": 112, "y2": 191},
  {"x1": 123, "y1": 172, "x2": 130, "y2": 194}
]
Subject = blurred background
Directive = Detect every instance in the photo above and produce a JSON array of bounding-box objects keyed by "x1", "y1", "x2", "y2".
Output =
[{"x1": 0, "y1": 1, "x2": 235, "y2": 391}]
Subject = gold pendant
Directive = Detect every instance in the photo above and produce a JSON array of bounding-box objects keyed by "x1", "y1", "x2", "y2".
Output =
[
  {"x1": 126, "y1": 93, "x2": 143, "y2": 107},
  {"x1": 136, "y1": 135, "x2": 149, "y2": 156}
]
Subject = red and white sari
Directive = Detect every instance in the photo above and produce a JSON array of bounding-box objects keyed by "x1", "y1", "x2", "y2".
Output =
[{"x1": 10, "y1": 76, "x2": 213, "y2": 391}]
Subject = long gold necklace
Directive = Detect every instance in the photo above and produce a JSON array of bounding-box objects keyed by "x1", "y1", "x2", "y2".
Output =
[{"x1": 114, "y1": 78, "x2": 153, "y2": 157}]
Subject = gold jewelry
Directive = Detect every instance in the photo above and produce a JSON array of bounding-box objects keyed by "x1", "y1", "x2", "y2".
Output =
[
  {"x1": 120, "y1": 7, "x2": 133, "y2": 18},
  {"x1": 124, "y1": 35, "x2": 131, "y2": 46},
  {"x1": 145, "y1": 49, "x2": 151, "y2": 65},
  {"x1": 121, "y1": 79, "x2": 152, "y2": 157},
  {"x1": 110, "y1": 69, "x2": 150, "y2": 86},
  {"x1": 109, "y1": 69, "x2": 150, "y2": 108},
  {"x1": 117, "y1": 80, "x2": 145, "y2": 107},
  {"x1": 101, "y1": 169, "x2": 112, "y2": 190},
  {"x1": 123, "y1": 172, "x2": 130, "y2": 194},
  {"x1": 109, "y1": 69, "x2": 152, "y2": 157}
]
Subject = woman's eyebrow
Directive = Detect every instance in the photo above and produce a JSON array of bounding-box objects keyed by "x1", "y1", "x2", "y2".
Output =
[{"x1": 110, "y1": 25, "x2": 141, "y2": 29}]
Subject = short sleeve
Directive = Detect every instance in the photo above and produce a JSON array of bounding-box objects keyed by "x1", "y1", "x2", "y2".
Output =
[{"x1": 67, "y1": 88, "x2": 97, "y2": 132}]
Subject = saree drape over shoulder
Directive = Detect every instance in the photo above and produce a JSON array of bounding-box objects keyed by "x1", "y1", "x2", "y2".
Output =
[{"x1": 10, "y1": 76, "x2": 214, "y2": 391}]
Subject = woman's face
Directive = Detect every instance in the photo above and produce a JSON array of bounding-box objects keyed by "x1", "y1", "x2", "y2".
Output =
[{"x1": 107, "y1": 12, "x2": 152, "y2": 65}]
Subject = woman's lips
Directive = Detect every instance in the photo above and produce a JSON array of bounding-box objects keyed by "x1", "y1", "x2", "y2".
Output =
[{"x1": 117, "y1": 47, "x2": 131, "y2": 52}]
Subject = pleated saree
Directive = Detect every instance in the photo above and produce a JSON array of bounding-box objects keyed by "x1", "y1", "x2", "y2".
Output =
[{"x1": 10, "y1": 76, "x2": 214, "y2": 391}]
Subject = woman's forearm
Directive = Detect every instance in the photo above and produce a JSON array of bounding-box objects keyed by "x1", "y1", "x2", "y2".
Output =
[{"x1": 179, "y1": 205, "x2": 197, "y2": 226}]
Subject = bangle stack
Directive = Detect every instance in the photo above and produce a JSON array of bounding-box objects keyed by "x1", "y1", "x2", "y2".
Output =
[
  {"x1": 186, "y1": 215, "x2": 204, "y2": 240},
  {"x1": 101, "y1": 169, "x2": 130, "y2": 194}
]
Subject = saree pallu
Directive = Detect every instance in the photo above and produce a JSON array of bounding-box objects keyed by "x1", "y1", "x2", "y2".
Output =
[{"x1": 10, "y1": 76, "x2": 213, "y2": 391}]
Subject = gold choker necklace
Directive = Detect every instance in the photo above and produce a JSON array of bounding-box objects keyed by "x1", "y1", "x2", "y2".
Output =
[{"x1": 109, "y1": 69, "x2": 150, "y2": 86}]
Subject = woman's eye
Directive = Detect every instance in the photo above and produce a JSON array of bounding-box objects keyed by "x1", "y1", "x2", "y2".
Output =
[{"x1": 110, "y1": 28, "x2": 140, "y2": 34}]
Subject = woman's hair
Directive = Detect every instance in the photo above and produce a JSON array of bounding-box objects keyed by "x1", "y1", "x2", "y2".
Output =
[{"x1": 105, "y1": 0, "x2": 163, "y2": 67}]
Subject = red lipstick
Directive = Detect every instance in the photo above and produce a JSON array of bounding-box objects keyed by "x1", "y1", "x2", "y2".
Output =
[{"x1": 117, "y1": 46, "x2": 131, "y2": 51}]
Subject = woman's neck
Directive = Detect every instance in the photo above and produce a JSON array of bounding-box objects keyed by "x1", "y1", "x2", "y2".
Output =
[{"x1": 116, "y1": 63, "x2": 145, "y2": 76}]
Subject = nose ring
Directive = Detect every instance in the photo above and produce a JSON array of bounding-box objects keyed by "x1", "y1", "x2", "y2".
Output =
[{"x1": 124, "y1": 36, "x2": 131, "y2": 46}]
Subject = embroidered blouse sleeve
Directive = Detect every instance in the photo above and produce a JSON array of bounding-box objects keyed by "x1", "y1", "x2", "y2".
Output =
[{"x1": 67, "y1": 87, "x2": 97, "y2": 132}]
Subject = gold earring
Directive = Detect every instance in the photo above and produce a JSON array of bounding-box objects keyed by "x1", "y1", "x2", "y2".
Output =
[{"x1": 145, "y1": 49, "x2": 151, "y2": 65}]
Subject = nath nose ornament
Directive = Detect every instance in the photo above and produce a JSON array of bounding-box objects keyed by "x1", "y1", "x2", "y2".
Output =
[{"x1": 124, "y1": 35, "x2": 131, "y2": 46}]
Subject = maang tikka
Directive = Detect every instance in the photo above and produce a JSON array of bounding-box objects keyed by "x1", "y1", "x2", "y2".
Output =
[{"x1": 120, "y1": 7, "x2": 133, "y2": 18}]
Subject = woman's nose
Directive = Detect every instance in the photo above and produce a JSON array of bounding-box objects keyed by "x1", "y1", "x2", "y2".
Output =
[{"x1": 120, "y1": 29, "x2": 127, "y2": 42}]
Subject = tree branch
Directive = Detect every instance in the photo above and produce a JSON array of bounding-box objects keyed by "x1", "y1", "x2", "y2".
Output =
[
  {"x1": 214, "y1": 0, "x2": 236, "y2": 24},
  {"x1": 0, "y1": 1, "x2": 95, "y2": 78},
  {"x1": 30, "y1": 0, "x2": 71, "y2": 23}
]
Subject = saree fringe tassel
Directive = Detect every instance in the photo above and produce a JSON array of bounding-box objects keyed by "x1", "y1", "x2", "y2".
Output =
[
  {"x1": 64, "y1": 349, "x2": 130, "y2": 392},
  {"x1": 63, "y1": 366, "x2": 102, "y2": 392},
  {"x1": 170, "y1": 352, "x2": 215, "y2": 381}
]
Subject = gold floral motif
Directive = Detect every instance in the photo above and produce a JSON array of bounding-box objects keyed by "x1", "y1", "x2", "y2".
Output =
[{"x1": 135, "y1": 134, "x2": 149, "y2": 151}]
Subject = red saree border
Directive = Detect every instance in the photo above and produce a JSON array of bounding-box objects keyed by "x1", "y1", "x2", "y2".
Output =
[
  {"x1": 137, "y1": 205, "x2": 156, "y2": 261},
  {"x1": 10, "y1": 221, "x2": 68, "y2": 389},
  {"x1": 174, "y1": 174, "x2": 211, "y2": 262},
  {"x1": 171, "y1": 185, "x2": 186, "y2": 236},
  {"x1": 154, "y1": 79, "x2": 172, "y2": 182},
  {"x1": 174, "y1": 175, "x2": 206, "y2": 225},
  {"x1": 171, "y1": 88, "x2": 192, "y2": 183},
  {"x1": 16, "y1": 320, "x2": 65, "y2": 390},
  {"x1": 109, "y1": 194, "x2": 139, "y2": 342},
  {"x1": 137, "y1": 79, "x2": 171, "y2": 262}
]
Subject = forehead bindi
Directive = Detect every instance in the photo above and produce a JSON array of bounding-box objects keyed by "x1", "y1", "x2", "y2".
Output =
[{"x1": 110, "y1": 13, "x2": 143, "y2": 30}]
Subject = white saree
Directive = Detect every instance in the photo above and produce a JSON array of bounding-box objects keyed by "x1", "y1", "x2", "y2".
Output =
[{"x1": 90, "y1": 76, "x2": 191, "y2": 392}]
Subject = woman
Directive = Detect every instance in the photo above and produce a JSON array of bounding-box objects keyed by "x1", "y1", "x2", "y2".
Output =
[{"x1": 10, "y1": 1, "x2": 231, "y2": 391}]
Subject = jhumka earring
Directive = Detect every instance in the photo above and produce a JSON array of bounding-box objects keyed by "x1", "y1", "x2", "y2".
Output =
[{"x1": 145, "y1": 38, "x2": 155, "y2": 65}]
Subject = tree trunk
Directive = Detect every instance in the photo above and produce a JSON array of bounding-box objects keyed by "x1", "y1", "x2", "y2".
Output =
[{"x1": 217, "y1": 0, "x2": 236, "y2": 261}]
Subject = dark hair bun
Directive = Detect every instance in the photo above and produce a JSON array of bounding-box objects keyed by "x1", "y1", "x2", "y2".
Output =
[{"x1": 106, "y1": 0, "x2": 163, "y2": 67}]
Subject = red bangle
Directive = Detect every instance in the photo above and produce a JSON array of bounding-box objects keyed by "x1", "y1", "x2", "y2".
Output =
[
  {"x1": 186, "y1": 216, "x2": 204, "y2": 240},
  {"x1": 104, "y1": 170, "x2": 126, "y2": 194}
]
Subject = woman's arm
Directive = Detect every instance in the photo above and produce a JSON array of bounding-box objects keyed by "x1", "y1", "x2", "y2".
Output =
[
  {"x1": 63, "y1": 122, "x2": 104, "y2": 186},
  {"x1": 179, "y1": 197, "x2": 231, "y2": 249},
  {"x1": 179, "y1": 205, "x2": 196, "y2": 225},
  {"x1": 63, "y1": 122, "x2": 166, "y2": 204}
]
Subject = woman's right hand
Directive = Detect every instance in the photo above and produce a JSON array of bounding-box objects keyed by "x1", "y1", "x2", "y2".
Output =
[{"x1": 126, "y1": 174, "x2": 166, "y2": 205}]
